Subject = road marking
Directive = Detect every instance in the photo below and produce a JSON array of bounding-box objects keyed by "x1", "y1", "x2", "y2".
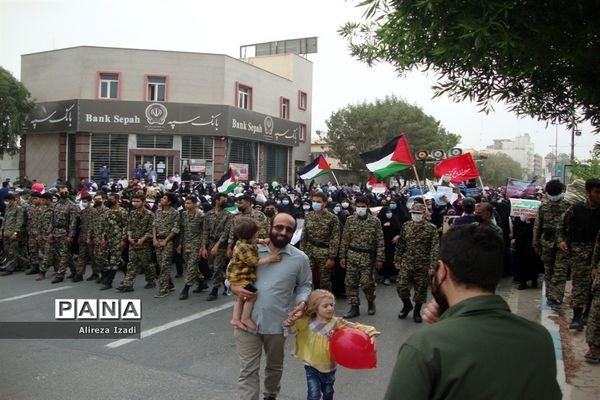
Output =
[
  {"x1": 105, "y1": 301, "x2": 234, "y2": 348},
  {"x1": 0, "y1": 286, "x2": 74, "y2": 303}
]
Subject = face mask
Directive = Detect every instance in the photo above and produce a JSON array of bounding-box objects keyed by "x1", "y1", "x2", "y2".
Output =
[
  {"x1": 385, "y1": 213, "x2": 393, "y2": 219},
  {"x1": 547, "y1": 193, "x2": 564, "y2": 202},
  {"x1": 293, "y1": 203, "x2": 300, "y2": 208},
  {"x1": 81, "y1": 202, "x2": 89, "y2": 209},
  {"x1": 264, "y1": 209, "x2": 275, "y2": 217},
  {"x1": 389, "y1": 203, "x2": 397, "y2": 210},
  {"x1": 312, "y1": 203, "x2": 322, "y2": 212},
  {"x1": 411, "y1": 214, "x2": 424, "y2": 222},
  {"x1": 282, "y1": 200, "x2": 290, "y2": 205},
  {"x1": 59, "y1": 192, "x2": 69, "y2": 199},
  {"x1": 333, "y1": 206, "x2": 341, "y2": 214},
  {"x1": 276, "y1": 200, "x2": 281, "y2": 205},
  {"x1": 303, "y1": 205, "x2": 310, "y2": 211},
  {"x1": 93, "y1": 200, "x2": 102, "y2": 208},
  {"x1": 104, "y1": 200, "x2": 115, "y2": 208},
  {"x1": 341, "y1": 202, "x2": 349, "y2": 208},
  {"x1": 356, "y1": 207, "x2": 367, "y2": 217}
]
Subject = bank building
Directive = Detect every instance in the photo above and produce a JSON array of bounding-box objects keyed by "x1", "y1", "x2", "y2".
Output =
[{"x1": 20, "y1": 38, "x2": 315, "y2": 186}]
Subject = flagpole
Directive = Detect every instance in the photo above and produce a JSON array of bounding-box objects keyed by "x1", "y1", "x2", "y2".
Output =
[
  {"x1": 478, "y1": 176, "x2": 485, "y2": 188},
  {"x1": 412, "y1": 164, "x2": 424, "y2": 193},
  {"x1": 329, "y1": 170, "x2": 340, "y2": 186}
]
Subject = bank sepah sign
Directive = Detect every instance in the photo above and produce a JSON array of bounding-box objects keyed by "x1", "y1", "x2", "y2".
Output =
[{"x1": 26, "y1": 99, "x2": 299, "y2": 146}]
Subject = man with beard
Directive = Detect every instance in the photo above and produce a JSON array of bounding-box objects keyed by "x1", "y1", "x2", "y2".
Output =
[
  {"x1": 384, "y1": 225, "x2": 561, "y2": 400},
  {"x1": 231, "y1": 213, "x2": 312, "y2": 400}
]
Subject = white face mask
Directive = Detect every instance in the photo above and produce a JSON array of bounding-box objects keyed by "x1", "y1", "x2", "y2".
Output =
[
  {"x1": 547, "y1": 193, "x2": 564, "y2": 202},
  {"x1": 355, "y1": 207, "x2": 367, "y2": 217},
  {"x1": 303, "y1": 205, "x2": 310, "y2": 211},
  {"x1": 385, "y1": 212, "x2": 393, "y2": 219},
  {"x1": 411, "y1": 214, "x2": 424, "y2": 222},
  {"x1": 341, "y1": 202, "x2": 349, "y2": 208}
]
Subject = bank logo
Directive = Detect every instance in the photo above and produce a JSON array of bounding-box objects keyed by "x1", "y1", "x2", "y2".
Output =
[
  {"x1": 264, "y1": 116, "x2": 274, "y2": 136},
  {"x1": 145, "y1": 103, "x2": 168, "y2": 125}
]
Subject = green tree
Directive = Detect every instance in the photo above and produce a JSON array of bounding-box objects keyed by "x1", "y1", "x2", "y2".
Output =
[
  {"x1": 0, "y1": 67, "x2": 34, "y2": 156},
  {"x1": 340, "y1": 0, "x2": 600, "y2": 131},
  {"x1": 478, "y1": 152, "x2": 523, "y2": 186},
  {"x1": 322, "y1": 95, "x2": 460, "y2": 177}
]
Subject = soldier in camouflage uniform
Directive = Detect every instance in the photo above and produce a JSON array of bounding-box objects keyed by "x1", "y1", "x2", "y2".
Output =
[
  {"x1": 0, "y1": 193, "x2": 27, "y2": 275},
  {"x1": 36, "y1": 193, "x2": 55, "y2": 280},
  {"x1": 177, "y1": 196, "x2": 204, "y2": 300},
  {"x1": 300, "y1": 192, "x2": 340, "y2": 291},
  {"x1": 117, "y1": 193, "x2": 155, "y2": 292},
  {"x1": 24, "y1": 192, "x2": 42, "y2": 275},
  {"x1": 153, "y1": 192, "x2": 180, "y2": 298},
  {"x1": 47, "y1": 186, "x2": 78, "y2": 284},
  {"x1": 201, "y1": 193, "x2": 233, "y2": 301},
  {"x1": 584, "y1": 230, "x2": 600, "y2": 363},
  {"x1": 99, "y1": 193, "x2": 128, "y2": 290},
  {"x1": 73, "y1": 194, "x2": 93, "y2": 282},
  {"x1": 88, "y1": 193, "x2": 109, "y2": 283},
  {"x1": 395, "y1": 203, "x2": 439, "y2": 323},
  {"x1": 557, "y1": 178, "x2": 600, "y2": 330},
  {"x1": 533, "y1": 180, "x2": 570, "y2": 309},
  {"x1": 339, "y1": 196, "x2": 384, "y2": 318}
]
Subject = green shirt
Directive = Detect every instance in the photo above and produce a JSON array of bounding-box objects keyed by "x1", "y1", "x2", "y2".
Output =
[{"x1": 384, "y1": 295, "x2": 561, "y2": 400}]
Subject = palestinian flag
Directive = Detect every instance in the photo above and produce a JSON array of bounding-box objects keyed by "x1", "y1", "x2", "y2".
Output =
[
  {"x1": 360, "y1": 134, "x2": 414, "y2": 179},
  {"x1": 216, "y1": 168, "x2": 237, "y2": 193},
  {"x1": 299, "y1": 155, "x2": 331, "y2": 180}
]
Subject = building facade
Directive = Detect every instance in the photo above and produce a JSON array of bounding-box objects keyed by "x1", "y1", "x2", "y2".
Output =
[
  {"x1": 486, "y1": 133, "x2": 539, "y2": 177},
  {"x1": 20, "y1": 46, "x2": 313, "y2": 186}
]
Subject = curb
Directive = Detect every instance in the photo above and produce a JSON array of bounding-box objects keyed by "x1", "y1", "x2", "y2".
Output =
[{"x1": 540, "y1": 283, "x2": 572, "y2": 399}]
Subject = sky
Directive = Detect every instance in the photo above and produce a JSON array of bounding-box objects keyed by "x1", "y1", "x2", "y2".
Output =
[{"x1": 0, "y1": 0, "x2": 595, "y2": 159}]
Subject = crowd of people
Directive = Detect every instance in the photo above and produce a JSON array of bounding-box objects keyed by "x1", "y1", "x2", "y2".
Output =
[{"x1": 1, "y1": 171, "x2": 599, "y2": 399}]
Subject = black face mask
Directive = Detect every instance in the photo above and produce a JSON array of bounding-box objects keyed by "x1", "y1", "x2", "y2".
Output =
[
  {"x1": 93, "y1": 200, "x2": 102, "y2": 208},
  {"x1": 59, "y1": 192, "x2": 69, "y2": 199},
  {"x1": 104, "y1": 200, "x2": 115, "y2": 208},
  {"x1": 264, "y1": 209, "x2": 275, "y2": 218}
]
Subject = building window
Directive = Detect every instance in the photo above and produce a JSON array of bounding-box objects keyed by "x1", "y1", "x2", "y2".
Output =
[
  {"x1": 236, "y1": 82, "x2": 252, "y2": 110},
  {"x1": 298, "y1": 91, "x2": 308, "y2": 110},
  {"x1": 280, "y1": 97, "x2": 290, "y2": 119},
  {"x1": 299, "y1": 123, "x2": 307, "y2": 142},
  {"x1": 98, "y1": 73, "x2": 119, "y2": 99},
  {"x1": 147, "y1": 76, "x2": 166, "y2": 101}
]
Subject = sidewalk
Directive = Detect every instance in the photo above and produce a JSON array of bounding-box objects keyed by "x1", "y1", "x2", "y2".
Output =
[{"x1": 499, "y1": 277, "x2": 600, "y2": 400}]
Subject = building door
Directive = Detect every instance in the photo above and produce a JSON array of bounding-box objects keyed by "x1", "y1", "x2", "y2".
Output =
[{"x1": 135, "y1": 155, "x2": 174, "y2": 183}]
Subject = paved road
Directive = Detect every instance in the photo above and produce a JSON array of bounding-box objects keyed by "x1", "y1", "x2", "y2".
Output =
[{"x1": 0, "y1": 270, "x2": 426, "y2": 400}]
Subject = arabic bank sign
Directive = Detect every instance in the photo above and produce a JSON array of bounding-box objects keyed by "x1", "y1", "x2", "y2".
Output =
[{"x1": 27, "y1": 99, "x2": 299, "y2": 146}]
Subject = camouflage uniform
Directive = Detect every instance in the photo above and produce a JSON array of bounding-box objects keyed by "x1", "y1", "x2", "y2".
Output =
[
  {"x1": 24, "y1": 202, "x2": 42, "y2": 270},
  {"x1": 89, "y1": 206, "x2": 109, "y2": 275},
  {"x1": 75, "y1": 206, "x2": 94, "y2": 275},
  {"x1": 104, "y1": 206, "x2": 128, "y2": 271},
  {"x1": 586, "y1": 231, "x2": 600, "y2": 347},
  {"x1": 2, "y1": 202, "x2": 27, "y2": 272},
  {"x1": 557, "y1": 200, "x2": 600, "y2": 308},
  {"x1": 180, "y1": 208, "x2": 204, "y2": 287},
  {"x1": 122, "y1": 207, "x2": 155, "y2": 288},
  {"x1": 154, "y1": 207, "x2": 180, "y2": 294},
  {"x1": 533, "y1": 199, "x2": 570, "y2": 302},
  {"x1": 300, "y1": 209, "x2": 340, "y2": 291},
  {"x1": 339, "y1": 213, "x2": 384, "y2": 306},
  {"x1": 202, "y1": 208, "x2": 232, "y2": 287},
  {"x1": 394, "y1": 220, "x2": 439, "y2": 304},
  {"x1": 49, "y1": 198, "x2": 78, "y2": 277},
  {"x1": 39, "y1": 205, "x2": 55, "y2": 273}
]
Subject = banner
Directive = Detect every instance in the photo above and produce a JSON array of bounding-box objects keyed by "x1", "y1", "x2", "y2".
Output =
[
  {"x1": 506, "y1": 177, "x2": 538, "y2": 198},
  {"x1": 230, "y1": 163, "x2": 249, "y2": 181},
  {"x1": 509, "y1": 198, "x2": 541, "y2": 218},
  {"x1": 433, "y1": 153, "x2": 480, "y2": 183}
]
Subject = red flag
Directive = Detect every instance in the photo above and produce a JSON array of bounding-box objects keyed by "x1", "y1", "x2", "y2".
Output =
[
  {"x1": 433, "y1": 153, "x2": 480, "y2": 183},
  {"x1": 367, "y1": 174, "x2": 377, "y2": 188}
]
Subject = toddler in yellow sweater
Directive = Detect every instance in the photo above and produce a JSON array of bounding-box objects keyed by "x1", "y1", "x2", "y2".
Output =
[{"x1": 284, "y1": 289, "x2": 379, "y2": 400}]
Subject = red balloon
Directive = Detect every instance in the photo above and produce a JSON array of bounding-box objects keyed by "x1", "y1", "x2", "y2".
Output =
[
  {"x1": 329, "y1": 328, "x2": 377, "y2": 369},
  {"x1": 31, "y1": 183, "x2": 44, "y2": 193}
]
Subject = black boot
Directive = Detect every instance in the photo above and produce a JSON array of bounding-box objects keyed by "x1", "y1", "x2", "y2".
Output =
[
  {"x1": 569, "y1": 307, "x2": 584, "y2": 331},
  {"x1": 86, "y1": 273, "x2": 99, "y2": 281},
  {"x1": 25, "y1": 266, "x2": 40, "y2": 275},
  {"x1": 367, "y1": 301, "x2": 376, "y2": 315},
  {"x1": 95, "y1": 273, "x2": 104, "y2": 284},
  {"x1": 72, "y1": 274, "x2": 83, "y2": 282},
  {"x1": 192, "y1": 279, "x2": 209, "y2": 293},
  {"x1": 398, "y1": 298, "x2": 413, "y2": 319},
  {"x1": 100, "y1": 271, "x2": 115, "y2": 291},
  {"x1": 206, "y1": 286, "x2": 219, "y2": 301},
  {"x1": 343, "y1": 305, "x2": 360, "y2": 319},
  {"x1": 179, "y1": 285, "x2": 190, "y2": 300},
  {"x1": 413, "y1": 303, "x2": 423, "y2": 323}
]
